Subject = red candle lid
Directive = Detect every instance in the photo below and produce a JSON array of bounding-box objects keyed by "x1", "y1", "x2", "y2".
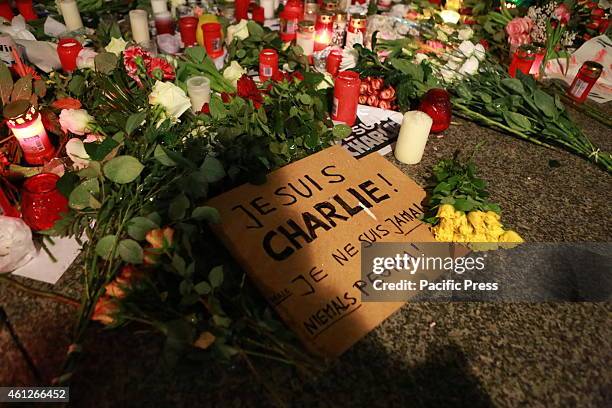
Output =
[
  {"x1": 23, "y1": 173, "x2": 60, "y2": 194},
  {"x1": 337, "y1": 71, "x2": 360, "y2": 83},
  {"x1": 203, "y1": 22, "x2": 221, "y2": 32}
]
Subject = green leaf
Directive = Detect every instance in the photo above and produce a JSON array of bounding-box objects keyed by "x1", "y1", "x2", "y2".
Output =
[
  {"x1": 94, "y1": 52, "x2": 118, "y2": 74},
  {"x1": 209, "y1": 265, "x2": 224, "y2": 288},
  {"x1": 169, "y1": 194, "x2": 190, "y2": 220},
  {"x1": 56, "y1": 172, "x2": 79, "y2": 198},
  {"x1": 33, "y1": 79, "x2": 46, "y2": 97},
  {"x1": 127, "y1": 217, "x2": 159, "y2": 241},
  {"x1": 89, "y1": 137, "x2": 119, "y2": 161},
  {"x1": 247, "y1": 20, "x2": 264, "y2": 38},
  {"x1": 172, "y1": 254, "x2": 186, "y2": 275},
  {"x1": 0, "y1": 62, "x2": 13, "y2": 104},
  {"x1": 502, "y1": 111, "x2": 532, "y2": 132},
  {"x1": 154, "y1": 145, "x2": 177, "y2": 166},
  {"x1": 95, "y1": 235, "x2": 118, "y2": 260},
  {"x1": 186, "y1": 46, "x2": 206, "y2": 63},
  {"x1": 191, "y1": 206, "x2": 221, "y2": 223},
  {"x1": 209, "y1": 94, "x2": 228, "y2": 119},
  {"x1": 533, "y1": 89, "x2": 558, "y2": 118},
  {"x1": 118, "y1": 239, "x2": 143, "y2": 264},
  {"x1": 332, "y1": 124, "x2": 352, "y2": 139},
  {"x1": 125, "y1": 111, "x2": 147, "y2": 135},
  {"x1": 389, "y1": 59, "x2": 423, "y2": 81},
  {"x1": 194, "y1": 281, "x2": 212, "y2": 295},
  {"x1": 201, "y1": 156, "x2": 225, "y2": 182},
  {"x1": 68, "y1": 75, "x2": 86, "y2": 96},
  {"x1": 69, "y1": 179, "x2": 100, "y2": 210},
  {"x1": 103, "y1": 155, "x2": 144, "y2": 184},
  {"x1": 78, "y1": 161, "x2": 101, "y2": 179},
  {"x1": 501, "y1": 78, "x2": 525, "y2": 94},
  {"x1": 453, "y1": 198, "x2": 475, "y2": 212}
]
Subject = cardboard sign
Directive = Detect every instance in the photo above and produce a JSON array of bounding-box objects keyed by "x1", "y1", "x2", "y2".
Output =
[{"x1": 207, "y1": 145, "x2": 436, "y2": 356}]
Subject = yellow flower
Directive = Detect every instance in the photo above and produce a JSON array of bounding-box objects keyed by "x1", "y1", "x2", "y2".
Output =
[
  {"x1": 432, "y1": 218, "x2": 455, "y2": 242},
  {"x1": 456, "y1": 213, "x2": 474, "y2": 236},
  {"x1": 499, "y1": 230, "x2": 523, "y2": 243},
  {"x1": 483, "y1": 211, "x2": 501, "y2": 227},
  {"x1": 436, "y1": 204, "x2": 457, "y2": 220},
  {"x1": 467, "y1": 211, "x2": 486, "y2": 232}
]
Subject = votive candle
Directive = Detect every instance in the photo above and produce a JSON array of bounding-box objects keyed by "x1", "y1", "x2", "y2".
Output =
[
  {"x1": 130, "y1": 9, "x2": 151, "y2": 44},
  {"x1": 259, "y1": 48, "x2": 278, "y2": 82},
  {"x1": 151, "y1": 0, "x2": 168, "y2": 14},
  {"x1": 261, "y1": 0, "x2": 275, "y2": 19},
  {"x1": 3, "y1": 100, "x2": 55, "y2": 165},
  {"x1": 59, "y1": 0, "x2": 83, "y2": 32},
  {"x1": 296, "y1": 21, "x2": 315, "y2": 56},
  {"x1": 57, "y1": 37, "x2": 83, "y2": 72},
  {"x1": 179, "y1": 16, "x2": 198, "y2": 47},
  {"x1": 394, "y1": 110, "x2": 433, "y2": 165},
  {"x1": 155, "y1": 10, "x2": 174, "y2": 35},
  {"x1": 186, "y1": 76, "x2": 211, "y2": 112},
  {"x1": 332, "y1": 71, "x2": 361, "y2": 126}
]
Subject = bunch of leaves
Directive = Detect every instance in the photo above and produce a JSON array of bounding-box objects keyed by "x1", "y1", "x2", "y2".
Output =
[
  {"x1": 473, "y1": 0, "x2": 515, "y2": 56},
  {"x1": 199, "y1": 72, "x2": 344, "y2": 184},
  {"x1": 423, "y1": 146, "x2": 501, "y2": 225},
  {"x1": 177, "y1": 46, "x2": 235, "y2": 93},
  {"x1": 225, "y1": 21, "x2": 310, "y2": 72},
  {"x1": 451, "y1": 64, "x2": 612, "y2": 173}
]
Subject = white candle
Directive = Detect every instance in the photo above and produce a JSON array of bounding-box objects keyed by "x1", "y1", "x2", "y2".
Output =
[
  {"x1": 151, "y1": 0, "x2": 168, "y2": 14},
  {"x1": 394, "y1": 111, "x2": 433, "y2": 165},
  {"x1": 260, "y1": 0, "x2": 275, "y2": 19},
  {"x1": 296, "y1": 31, "x2": 314, "y2": 56},
  {"x1": 130, "y1": 9, "x2": 151, "y2": 45},
  {"x1": 59, "y1": 0, "x2": 83, "y2": 32},
  {"x1": 186, "y1": 76, "x2": 211, "y2": 112}
]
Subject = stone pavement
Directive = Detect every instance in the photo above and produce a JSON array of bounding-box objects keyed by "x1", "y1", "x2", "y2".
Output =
[{"x1": 1, "y1": 104, "x2": 611, "y2": 407}]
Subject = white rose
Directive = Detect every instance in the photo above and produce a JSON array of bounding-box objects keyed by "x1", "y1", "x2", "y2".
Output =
[
  {"x1": 440, "y1": 25, "x2": 455, "y2": 35},
  {"x1": 415, "y1": 53, "x2": 429, "y2": 64},
  {"x1": 474, "y1": 43, "x2": 486, "y2": 61},
  {"x1": 316, "y1": 72, "x2": 334, "y2": 90},
  {"x1": 59, "y1": 109, "x2": 94, "y2": 135},
  {"x1": 226, "y1": 20, "x2": 249, "y2": 45},
  {"x1": 0, "y1": 216, "x2": 36, "y2": 272},
  {"x1": 223, "y1": 61, "x2": 246, "y2": 87},
  {"x1": 440, "y1": 67, "x2": 457, "y2": 83},
  {"x1": 105, "y1": 37, "x2": 128, "y2": 56},
  {"x1": 76, "y1": 48, "x2": 97, "y2": 70},
  {"x1": 458, "y1": 27, "x2": 474, "y2": 41},
  {"x1": 458, "y1": 40, "x2": 475, "y2": 58},
  {"x1": 66, "y1": 134, "x2": 104, "y2": 169},
  {"x1": 148, "y1": 81, "x2": 191, "y2": 120},
  {"x1": 459, "y1": 56, "x2": 480, "y2": 76}
]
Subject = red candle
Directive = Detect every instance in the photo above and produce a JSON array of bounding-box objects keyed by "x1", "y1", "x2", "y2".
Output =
[
  {"x1": 332, "y1": 71, "x2": 361, "y2": 126},
  {"x1": 508, "y1": 45, "x2": 544, "y2": 78},
  {"x1": 418, "y1": 88, "x2": 452, "y2": 133},
  {"x1": 155, "y1": 11, "x2": 174, "y2": 35},
  {"x1": 235, "y1": 0, "x2": 249, "y2": 21},
  {"x1": 259, "y1": 48, "x2": 278, "y2": 82},
  {"x1": 179, "y1": 16, "x2": 198, "y2": 47},
  {"x1": 326, "y1": 48, "x2": 343, "y2": 76},
  {"x1": 279, "y1": 8, "x2": 300, "y2": 42},
  {"x1": 21, "y1": 173, "x2": 68, "y2": 231},
  {"x1": 15, "y1": 0, "x2": 37, "y2": 21},
  {"x1": 252, "y1": 6, "x2": 265, "y2": 24},
  {"x1": 57, "y1": 38, "x2": 83, "y2": 72},
  {"x1": 567, "y1": 61, "x2": 603, "y2": 104},
  {"x1": 0, "y1": 1, "x2": 14, "y2": 21},
  {"x1": 314, "y1": 11, "x2": 334, "y2": 52},
  {"x1": 203, "y1": 22, "x2": 224, "y2": 59},
  {"x1": 3, "y1": 100, "x2": 55, "y2": 165}
]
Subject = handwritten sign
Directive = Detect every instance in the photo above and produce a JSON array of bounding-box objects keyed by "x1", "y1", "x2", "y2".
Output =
[{"x1": 207, "y1": 146, "x2": 436, "y2": 356}]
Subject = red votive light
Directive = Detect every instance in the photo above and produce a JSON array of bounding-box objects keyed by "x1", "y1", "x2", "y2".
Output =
[
  {"x1": 567, "y1": 61, "x2": 603, "y2": 104},
  {"x1": 155, "y1": 11, "x2": 175, "y2": 35},
  {"x1": 508, "y1": 45, "x2": 544, "y2": 78},
  {"x1": 21, "y1": 173, "x2": 68, "y2": 231},
  {"x1": 57, "y1": 38, "x2": 82, "y2": 72},
  {"x1": 0, "y1": 2, "x2": 14, "y2": 21},
  {"x1": 203, "y1": 22, "x2": 223, "y2": 59},
  {"x1": 279, "y1": 1, "x2": 303, "y2": 43},
  {"x1": 332, "y1": 71, "x2": 361, "y2": 126},
  {"x1": 326, "y1": 48, "x2": 343, "y2": 76},
  {"x1": 179, "y1": 16, "x2": 198, "y2": 46},
  {"x1": 259, "y1": 48, "x2": 278, "y2": 82},
  {"x1": 252, "y1": 6, "x2": 265, "y2": 24},
  {"x1": 4, "y1": 100, "x2": 56, "y2": 165},
  {"x1": 418, "y1": 88, "x2": 452, "y2": 133},
  {"x1": 16, "y1": 0, "x2": 37, "y2": 21},
  {"x1": 235, "y1": 0, "x2": 249, "y2": 21}
]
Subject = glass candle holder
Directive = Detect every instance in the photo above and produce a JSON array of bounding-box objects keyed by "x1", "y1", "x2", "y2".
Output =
[
  {"x1": 235, "y1": 0, "x2": 249, "y2": 21},
  {"x1": 259, "y1": 48, "x2": 279, "y2": 82},
  {"x1": 21, "y1": 173, "x2": 68, "y2": 231},
  {"x1": 151, "y1": 0, "x2": 169, "y2": 14},
  {"x1": 252, "y1": 6, "x2": 265, "y2": 24},
  {"x1": 296, "y1": 21, "x2": 315, "y2": 56},
  {"x1": 567, "y1": 61, "x2": 603, "y2": 104},
  {"x1": 322, "y1": 0, "x2": 338, "y2": 12},
  {"x1": 326, "y1": 48, "x2": 343, "y2": 76},
  {"x1": 304, "y1": 0, "x2": 319, "y2": 22},
  {"x1": 202, "y1": 22, "x2": 223, "y2": 58},
  {"x1": 186, "y1": 76, "x2": 211, "y2": 112},
  {"x1": 346, "y1": 13, "x2": 366, "y2": 49},
  {"x1": 58, "y1": 0, "x2": 83, "y2": 31},
  {"x1": 56, "y1": 37, "x2": 82, "y2": 72},
  {"x1": 279, "y1": 8, "x2": 300, "y2": 42},
  {"x1": 314, "y1": 11, "x2": 334, "y2": 52},
  {"x1": 332, "y1": 12, "x2": 347, "y2": 47},
  {"x1": 4, "y1": 101, "x2": 55, "y2": 166},
  {"x1": 508, "y1": 45, "x2": 543, "y2": 78},
  {"x1": 155, "y1": 11, "x2": 174, "y2": 35},
  {"x1": 129, "y1": 9, "x2": 151, "y2": 44},
  {"x1": 0, "y1": 2, "x2": 14, "y2": 21},
  {"x1": 418, "y1": 88, "x2": 452, "y2": 133},
  {"x1": 179, "y1": 16, "x2": 198, "y2": 47},
  {"x1": 15, "y1": 0, "x2": 37, "y2": 21},
  {"x1": 332, "y1": 71, "x2": 361, "y2": 126}
]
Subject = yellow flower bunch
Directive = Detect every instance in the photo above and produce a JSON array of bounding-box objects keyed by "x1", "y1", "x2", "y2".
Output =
[{"x1": 431, "y1": 204, "x2": 523, "y2": 248}]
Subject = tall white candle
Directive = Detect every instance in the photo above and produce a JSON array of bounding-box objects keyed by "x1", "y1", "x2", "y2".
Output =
[
  {"x1": 150, "y1": 0, "x2": 168, "y2": 14},
  {"x1": 186, "y1": 76, "x2": 211, "y2": 112},
  {"x1": 394, "y1": 111, "x2": 433, "y2": 165},
  {"x1": 296, "y1": 31, "x2": 314, "y2": 56},
  {"x1": 59, "y1": 0, "x2": 83, "y2": 32},
  {"x1": 260, "y1": 0, "x2": 275, "y2": 19},
  {"x1": 129, "y1": 9, "x2": 151, "y2": 45}
]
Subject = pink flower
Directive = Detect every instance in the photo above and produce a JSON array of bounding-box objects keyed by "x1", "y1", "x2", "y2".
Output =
[
  {"x1": 553, "y1": 4, "x2": 571, "y2": 25},
  {"x1": 506, "y1": 17, "x2": 533, "y2": 38},
  {"x1": 425, "y1": 40, "x2": 445, "y2": 50},
  {"x1": 146, "y1": 57, "x2": 176, "y2": 81},
  {"x1": 123, "y1": 46, "x2": 152, "y2": 84},
  {"x1": 508, "y1": 33, "x2": 531, "y2": 47}
]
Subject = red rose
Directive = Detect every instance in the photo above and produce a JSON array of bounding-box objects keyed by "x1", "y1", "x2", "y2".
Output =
[
  {"x1": 221, "y1": 92, "x2": 233, "y2": 103},
  {"x1": 367, "y1": 94, "x2": 379, "y2": 107},
  {"x1": 146, "y1": 57, "x2": 176, "y2": 81},
  {"x1": 552, "y1": 3, "x2": 570, "y2": 25},
  {"x1": 378, "y1": 100, "x2": 393, "y2": 110},
  {"x1": 479, "y1": 39, "x2": 490, "y2": 50},
  {"x1": 587, "y1": 21, "x2": 600, "y2": 30},
  {"x1": 200, "y1": 103, "x2": 210, "y2": 114},
  {"x1": 291, "y1": 71, "x2": 304, "y2": 82},
  {"x1": 379, "y1": 86, "x2": 396, "y2": 100},
  {"x1": 598, "y1": 19, "x2": 610, "y2": 33},
  {"x1": 359, "y1": 83, "x2": 369, "y2": 94},
  {"x1": 358, "y1": 95, "x2": 368, "y2": 104},
  {"x1": 236, "y1": 74, "x2": 264, "y2": 108},
  {"x1": 583, "y1": 33, "x2": 592, "y2": 40},
  {"x1": 591, "y1": 8, "x2": 605, "y2": 17},
  {"x1": 272, "y1": 70, "x2": 287, "y2": 83},
  {"x1": 370, "y1": 78, "x2": 384, "y2": 91}
]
